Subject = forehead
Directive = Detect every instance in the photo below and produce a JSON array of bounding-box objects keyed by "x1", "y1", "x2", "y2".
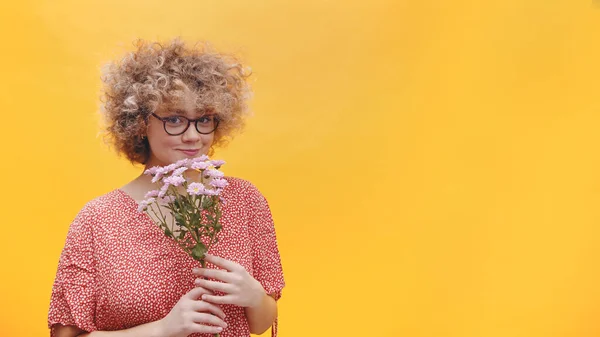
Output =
[
  {"x1": 157, "y1": 85, "x2": 219, "y2": 116},
  {"x1": 159, "y1": 95, "x2": 209, "y2": 115},
  {"x1": 163, "y1": 89, "x2": 196, "y2": 107}
]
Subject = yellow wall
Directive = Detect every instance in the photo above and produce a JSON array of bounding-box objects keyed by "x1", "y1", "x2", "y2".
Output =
[{"x1": 1, "y1": 1, "x2": 599, "y2": 336}]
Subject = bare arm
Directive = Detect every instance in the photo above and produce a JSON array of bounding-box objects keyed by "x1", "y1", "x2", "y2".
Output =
[
  {"x1": 244, "y1": 293, "x2": 278, "y2": 335},
  {"x1": 53, "y1": 320, "x2": 163, "y2": 337},
  {"x1": 54, "y1": 294, "x2": 276, "y2": 337},
  {"x1": 52, "y1": 287, "x2": 226, "y2": 337}
]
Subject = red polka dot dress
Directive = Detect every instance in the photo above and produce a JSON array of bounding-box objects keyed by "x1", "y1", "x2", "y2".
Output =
[{"x1": 48, "y1": 177, "x2": 285, "y2": 337}]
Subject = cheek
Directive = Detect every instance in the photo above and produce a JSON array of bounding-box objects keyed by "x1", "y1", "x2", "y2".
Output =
[
  {"x1": 150, "y1": 135, "x2": 178, "y2": 150},
  {"x1": 201, "y1": 134, "x2": 215, "y2": 146},
  {"x1": 147, "y1": 127, "x2": 175, "y2": 150},
  {"x1": 146, "y1": 123, "x2": 162, "y2": 141}
]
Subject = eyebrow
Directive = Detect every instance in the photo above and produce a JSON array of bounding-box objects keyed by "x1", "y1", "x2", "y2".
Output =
[{"x1": 171, "y1": 109, "x2": 213, "y2": 116}]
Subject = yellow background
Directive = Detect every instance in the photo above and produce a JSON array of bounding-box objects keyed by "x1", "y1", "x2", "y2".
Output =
[{"x1": 0, "y1": 1, "x2": 599, "y2": 336}]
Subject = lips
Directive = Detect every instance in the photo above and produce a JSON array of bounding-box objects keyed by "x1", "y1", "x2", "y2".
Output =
[{"x1": 178, "y1": 149, "x2": 200, "y2": 156}]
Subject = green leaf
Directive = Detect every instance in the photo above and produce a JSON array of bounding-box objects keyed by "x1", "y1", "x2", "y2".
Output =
[
  {"x1": 190, "y1": 212, "x2": 200, "y2": 226},
  {"x1": 171, "y1": 198, "x2": 180, "y2": 211},
  {"x1": 191, "y1": 242, "x2": 207, "y2": 261},
  {"x1": 202, "y1": 197, "x2": 213, "y2": 208},
  {"x1": 174, "y1": 213, "x2": 185, "y2": 227}
]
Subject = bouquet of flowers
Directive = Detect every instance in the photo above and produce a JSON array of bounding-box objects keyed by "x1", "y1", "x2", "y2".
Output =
[{"x1": 138, "y1": 155, "x2": 228, "y2": 268}]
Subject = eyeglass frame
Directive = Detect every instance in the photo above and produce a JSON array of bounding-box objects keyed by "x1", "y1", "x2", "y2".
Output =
[{"x1": 150, "y1": 113, "x2": 220, "y2": 136}]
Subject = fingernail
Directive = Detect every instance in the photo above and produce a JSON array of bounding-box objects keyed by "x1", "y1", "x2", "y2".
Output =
[
  {"x1": 192, "y1": 268, "x2": 200, "y2": 273},
  {"x1": 217, "y1": 327, "x2": 223, "y2": 331}
]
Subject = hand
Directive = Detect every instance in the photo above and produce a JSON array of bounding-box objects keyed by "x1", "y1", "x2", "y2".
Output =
[
  {"x1": 157, "y1": 286, "x2": 227, "y2": 337},
  {"x1": 193, "y1": 253, "x2": 267, "y2": 308}
]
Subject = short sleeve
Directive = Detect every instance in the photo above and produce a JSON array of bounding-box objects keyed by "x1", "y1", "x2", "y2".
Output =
[
  {"x1": 48, "y1": 203, "x2": 98, "y2": 336},
  {"x1": 248, "y1": 186, "x2": 285, "y2": 337}
]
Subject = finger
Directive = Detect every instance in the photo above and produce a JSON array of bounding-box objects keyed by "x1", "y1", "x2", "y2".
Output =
[
  {"x1": 191, "y1": 323, "x2": 224, "y2": 335},
  {"x1": 198, "y1": 285, "x2": 216, "y2": 293},
  {"x1": 201, "y1": 294, "x2": 237, "y2": 305},
  {"x1": 193, "y1": 268, "x2": 235, "y2": 282},
  {"x1": 194, "y1": 285, "x2": 215, "y2": 295},
  {"x1": 191, "y1": 312, "x2": 228, "y2": 328},
  {"x1": 204, "y1": 253, "x2": 240, "y2": 272},
  {"x1": 195, "y1": 278, "x2": 234, "y2": 293},
  {"x1": 186, "y1": 286, "x2": 213, "y2": 300},
  {"x1": 192, "y1": 300, "x2": 227, "y2": 319}
]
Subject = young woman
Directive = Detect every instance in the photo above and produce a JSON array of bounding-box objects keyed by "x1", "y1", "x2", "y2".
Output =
[{"x1": 48, "y1": 39, "x2": 285, "y2": 337}]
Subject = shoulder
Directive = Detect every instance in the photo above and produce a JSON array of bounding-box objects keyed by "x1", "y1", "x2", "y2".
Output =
[
  {"x1": 72, "y1": 189, "x2": 129, "y2": 222},
  {"x1": 223, "y1": 176, "x2": 266, "y2": 198},
  {"x1": 223, "y1": 176, "x2": 271, "y2": 206}
]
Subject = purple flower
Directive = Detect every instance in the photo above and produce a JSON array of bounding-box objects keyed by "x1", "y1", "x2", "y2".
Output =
[
  {"x1": 137, "y1": 198, "x2": 155, "y2": 213},
  {"x1": 210, "y1": 159, "x2": 226, "y2": 168},
  {"x1": 175, "y1": 158, "x2": 191, "y2": 167},
  {"x1": 150, "y1": 167, "x2": 166, "y2": 183},
  {"x1": 191, "y1": 161, "x2": 209, "y2": 170},
  {"x1": 144, "y1": 190, "x2": 159, "y2": 198},
  {"x1": 158, "y1": 183, "x2": 170, "y2": 198},
  {"x1": 164, "y1": 162, "x2": 182, "y2": 173},
  {"x1": 151, "y1": 174, "x2": 163, "y2": 184},
  {"x1": 164, "y1": 175, "x2": 185, "y2": 186},
  {"x1": 203, "y1": 189, "x2": 219, "y2": 196},
  {"x1": 204, "y1": 169, "x2": 225, "y2": 179},
  {"x1": 192, "y1": 155, "x2": 209, "y2": 162},
  {"x1": 187, "y1": 182, "x2": 205, "y2": 196},
  {"x1": 144, "y1": 166, "x2": 160, "y2": 176},
  {"x1": 210, "y1": 178, "x2": 228, "y2": 189},
  {"x1": 173, "y1": 167, "x2": 188, "y2": 176}
]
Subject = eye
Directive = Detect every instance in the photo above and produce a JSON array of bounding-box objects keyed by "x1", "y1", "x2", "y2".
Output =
[
  {"x1": 198, "y1": 115, "x2": 214, "y2": 124},
  {"x1": 164, "y1": 116, "x2": 185, "y2": 125}
]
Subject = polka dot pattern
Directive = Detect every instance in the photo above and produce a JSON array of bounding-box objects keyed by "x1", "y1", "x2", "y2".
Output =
[{"x1": 48, "y1": 177, "x2": 285, "y2": 337}]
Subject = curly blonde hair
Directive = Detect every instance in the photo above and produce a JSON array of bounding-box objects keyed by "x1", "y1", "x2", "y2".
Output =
[{"x1": 100, "y1": 38, "x2": 252, "y2": 164}]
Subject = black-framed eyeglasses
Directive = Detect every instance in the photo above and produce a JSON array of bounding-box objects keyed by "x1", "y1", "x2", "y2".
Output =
[{"x1": 151, "y1": 113, "x2": 219, "y2": 136}]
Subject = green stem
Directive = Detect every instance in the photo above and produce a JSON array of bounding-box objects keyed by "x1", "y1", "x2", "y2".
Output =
[
  {"x1": 161, "y1": 200, "x2": 177, "y2": 232},
  {"x1": 168, "y1": 185, "x2": 200, "y2": 244},
  {"x1": 148, "y1": 204, "x2": 166, "y2": 228},
  {"x1": 153, "y1": 201, "x2": 168, "y2": 230}
]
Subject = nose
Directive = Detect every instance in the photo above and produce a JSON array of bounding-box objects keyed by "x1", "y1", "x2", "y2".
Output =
[{"x1": 181, "y1": 123, "x2": 201, "y2": 142}]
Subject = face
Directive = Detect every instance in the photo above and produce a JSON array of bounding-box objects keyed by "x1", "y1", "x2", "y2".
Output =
[{"x1": 145, "y1": 87, "x2": 215, "y2": 168}]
